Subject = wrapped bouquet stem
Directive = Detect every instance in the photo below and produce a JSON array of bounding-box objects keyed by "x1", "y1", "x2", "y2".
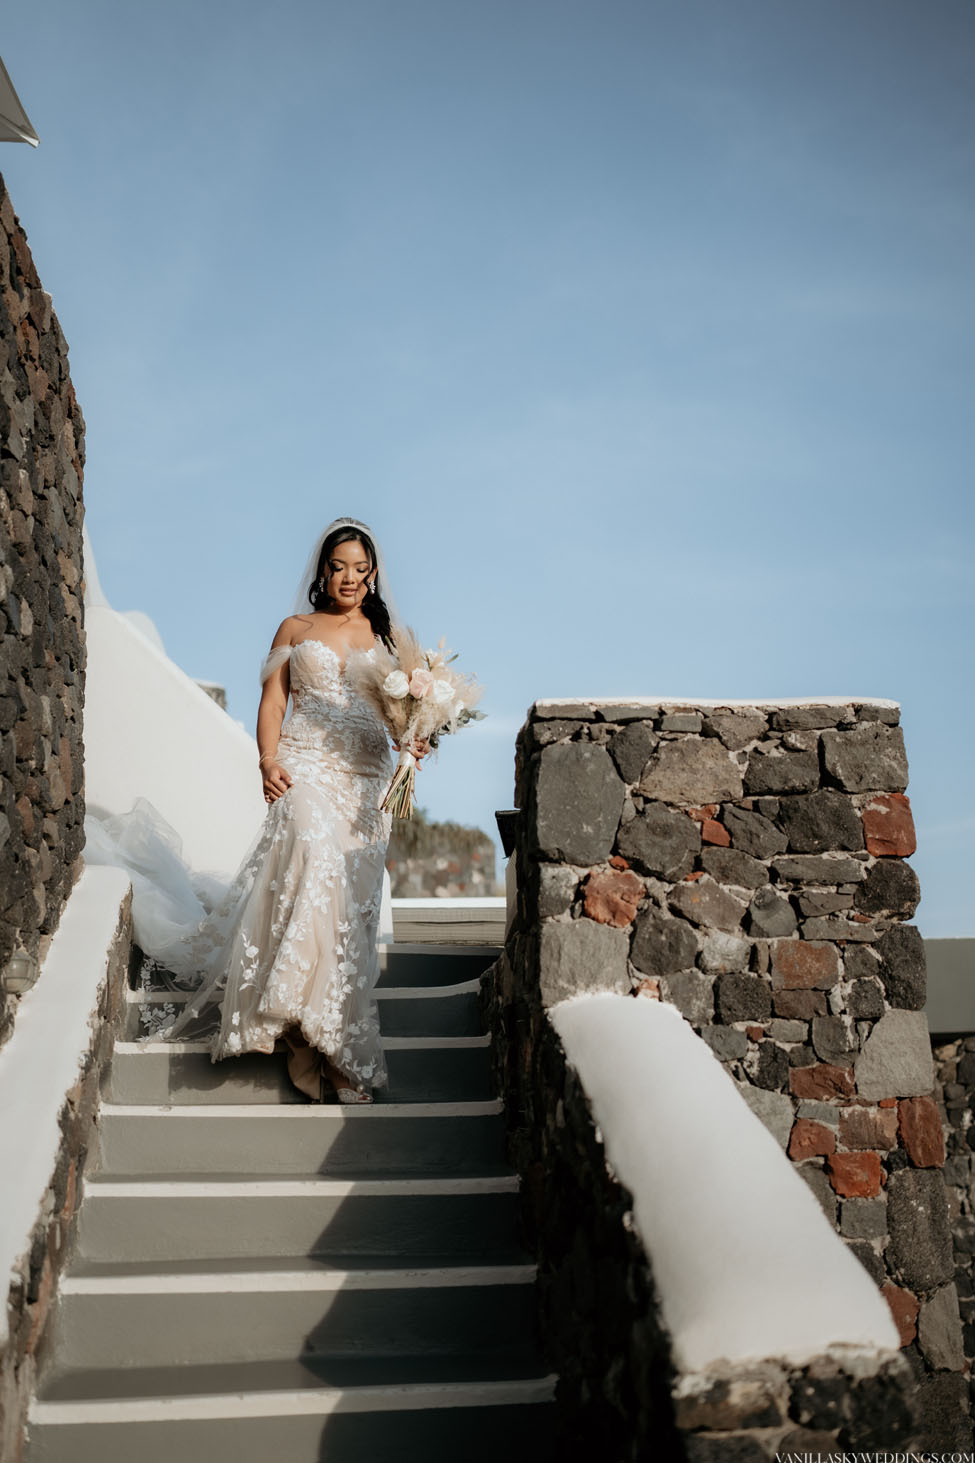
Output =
[{"x1": 346, "y1": 627, "x2": 484, "y2": 819}]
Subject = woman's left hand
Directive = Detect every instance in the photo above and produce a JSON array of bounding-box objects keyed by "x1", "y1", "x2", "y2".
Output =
[{"x1": 393, "y1": 737, "x2": 430, "y2": 766}]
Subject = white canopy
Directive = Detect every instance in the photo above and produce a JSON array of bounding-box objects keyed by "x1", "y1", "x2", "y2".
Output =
[{"x1": 0, "y1": 54, "x2": 37, "y2": 146}]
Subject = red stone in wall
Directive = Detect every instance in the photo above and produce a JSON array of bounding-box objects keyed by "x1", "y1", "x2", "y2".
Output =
[
  {"x1": 788, "y1": 1118, "x2": 836, "y2": 1160},
  {"x1": 838, "y1": 1106, "x2": 899, "y2": 1151},
  {"x1": 897, "y1": 1096, "x2": 945, "y2": 1167},
  {"x1": 883, "y1": 1282, "x2": 920, "y2": 1347},
  {"x1": 861, "y1": 793, "x2": 917, "y2": 857},
  {"x1": 582, "y1": 869, "x2": 644, "y2": 927},
  {"x1": 789, "y1": 1063, "x2": 855, "y2": 1100},
  {"x1": 770, "y1": 941, "x2": 841, "y2": 990},
  {"x1": 826, "y1": 1150, "x2": 883, "y2": 1197}
]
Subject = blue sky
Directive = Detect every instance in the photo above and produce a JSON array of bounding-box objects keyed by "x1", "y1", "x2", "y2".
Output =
[{"x1": 2, "y1": 0, "x2": 972, "y2": 931}]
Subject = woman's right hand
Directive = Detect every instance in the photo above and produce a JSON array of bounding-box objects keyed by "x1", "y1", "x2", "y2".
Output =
[{"x1": 262, "y1": 762, "x2": 293, "y2": 803}]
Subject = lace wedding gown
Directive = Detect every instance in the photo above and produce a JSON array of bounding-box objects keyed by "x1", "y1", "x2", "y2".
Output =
[{"x1": 88, "y1": 639, "x2": 392, "y2": 1092}]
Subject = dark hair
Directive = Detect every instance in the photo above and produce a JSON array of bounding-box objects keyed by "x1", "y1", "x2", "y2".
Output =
[{"x1": 308, "y1": 525, "x2": 393, "y2": 648}]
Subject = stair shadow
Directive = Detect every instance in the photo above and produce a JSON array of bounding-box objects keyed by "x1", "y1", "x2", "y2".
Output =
[{"x1": 109, "y1": 944, "x2": 558, "y2": 1461}]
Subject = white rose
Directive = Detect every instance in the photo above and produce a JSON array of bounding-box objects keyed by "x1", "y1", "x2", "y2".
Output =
[
  {"x1": 383, "y1": 669, "x2": 410, "y2": 699},
  {"x1": 432, "y1": 678, "x2": 455, "y2": 705}
]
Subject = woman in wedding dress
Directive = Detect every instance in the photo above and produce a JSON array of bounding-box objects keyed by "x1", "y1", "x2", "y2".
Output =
[{"x1": 88, "y1": 517, "x2": 414, "y2": 1104}]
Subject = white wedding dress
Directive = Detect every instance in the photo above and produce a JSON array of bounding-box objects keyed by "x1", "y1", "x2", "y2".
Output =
[{"x1": 86, "y1": 639, "x2": 392, "y2": 1092}]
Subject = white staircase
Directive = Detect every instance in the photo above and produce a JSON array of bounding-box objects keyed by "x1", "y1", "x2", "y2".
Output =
[{"x1": 26, "y1": 947, "x2": 557, "y2": 1463}]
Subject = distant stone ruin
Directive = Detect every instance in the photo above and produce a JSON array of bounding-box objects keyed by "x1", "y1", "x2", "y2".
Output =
[{"x1": 386, "y1": 808, "x2": 497, "y2": 898}]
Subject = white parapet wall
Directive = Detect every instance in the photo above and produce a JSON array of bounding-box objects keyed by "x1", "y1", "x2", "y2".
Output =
[
  {"x1": 551, "y1": 992, "x2": 900, "y2": 1373},
  {"x1": 0, "y1": 865, "x2": 131, "y2": 1348},
  {"x1": 84, "y1": 603, "x2": 266, "y2": 880}
]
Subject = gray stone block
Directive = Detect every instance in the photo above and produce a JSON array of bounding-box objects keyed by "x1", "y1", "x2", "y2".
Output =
[
  {"x1": 700, "y1": 847, "x2": 768, "y2": 889},
  {"x1": 801, "y1": 916, "x2": 879, "y2": 942},
  {"x1": 702, "y1": 1025, "x2": 748, "y2": 1060},
  {"x1": 751, "y1": 1041, "x2": 790, "y2": 1090},
  {"x1": 886, "y1": 1169, "x2": 955, "y2": 1291},
  {"x1": 593, "y1": 702, "x2": 659, "y2": 722},
  {"x1": 608, "y1": 721, "x2": 659, "y2": 785},
  {"x1": 812, "y1": 1014, "x2": 859, "y2": 1065},
  {"x1": 854, "y1": 1010, "x2": 933, "y2": 1099},
  {"x1": 943, "y1": 1155, "x2": 971, "y2": 1189},
  {"x1": 843, "y1": 944, "x2": 882, "y2": 980},
  {"x1": 746, "y1": 887, "x2": 798, "y2": 938},
  {"x1": 797, "y1": 890, "x2": 854, "y2": 917},
  {"x1": 744, "y1": 746, "x2": 820, "y2": 796},
  {"x1": 659, "y1": 711, "x2": 703, "y2": 732},
  {"x1": 669, "y1": 875, "x2": 747, "y2": 933},
  {"x1": 531, "y1": 719, "x2": 587, "y2": 746},
  {"x1": 771, "y1": 853, "x2": 866, "y2": 883},
  {"x1": 877, "y1": 924, "x2": 926, "y2": 1009},
  {"x1": 769, "y1": 1018, "x2": 807, "y2": 1042},
  {"x1": 532, "y1": 701, "x2": 596, "y2": 720},
  {"x1": 798, "y1": 1162, "x2": 838, "y2": 1224},
  {"x1": 722, "y1": 805, "x2": 787, "y2": 859},
  {"x1": 770, "y1": 705, "x2": 854, "y2": 730},
  {"x1": 702, "y1": 709, "x2": 769, "y2": 749},
  {"x1": 917, "y1": 1285, "x2": 965, "y2": 1372},
  {"x1": 840, "y1": 1199, "x2": 887, "y2": 1240},
  {"x1": 537, "y1": 864, "x2": 580, "y2": 919},
  {"x1": 715, "y1": 973, "x2": 772, "y2": 1024},
  {"x1": 696, "y1": 929, "x2": 752, "y2": 973},
  {"x1": 663, "y1": 969, "x2": 714, "y2": 1024},
  {"x1": 777, "y1": 789, "x2": 865, "y2": 853},
  {"x1": 538, "y1": 919, "x2": 630, "y2": 1006},
  {"x1": 821, "y1": 723, "x2": 909, "y2": 794},
  {"x1": 854, "y1": 859, "x2": 920, "y2": 918},
  {"x1": 913, "y1": 1372, "x2": 972, "y2": 1453},
  {"x1": 847, "y1": 978, "x2": 885, "y2": 1020},
  {"x1": 639, "y1": 737, "x2": 743, "y2": 805},
  {"x1": 858, "y1": 702, "x2": 902, "y2": 724},
  {"x1": 736, "y1": 1084, "x2": 794, "y2": 1148},
  {"x1": 630, "y1": 906, "x2": 699, "y2": 977},
  {"x1": 616, "y1": 800, "x2": 700, "y2": 879},
  {"x1": 797, "y1": 1099, "x2": 839, "y2": 1126},
  {"x1": 782, "y1": 729, "x2": 820, "y2": 753},
  {"x1": 846, "y1": 1238, "x2": 885, "y2": 1287},
  {"x1": 534, "y1": 741, "x2": 624, "y2": 865}
]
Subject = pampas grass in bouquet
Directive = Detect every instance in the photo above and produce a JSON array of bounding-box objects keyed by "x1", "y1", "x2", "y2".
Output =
[{"x1": 346, "y1": 628, "x2": 485, "y2": 818}]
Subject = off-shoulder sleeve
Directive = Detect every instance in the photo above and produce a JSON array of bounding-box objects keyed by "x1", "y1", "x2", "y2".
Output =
[{"x1": 259, "y1": 644, "x2": 293, "y2": 686}]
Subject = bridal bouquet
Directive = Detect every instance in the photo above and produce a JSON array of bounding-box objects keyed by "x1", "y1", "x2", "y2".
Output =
[{"x1": 346, "y1": 627, "x2": 485, "y2": 818}]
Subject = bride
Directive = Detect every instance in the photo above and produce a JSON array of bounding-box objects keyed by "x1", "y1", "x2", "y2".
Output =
[{"x1": 87, "y1": 516, "x2": 419, "y2": 1104}]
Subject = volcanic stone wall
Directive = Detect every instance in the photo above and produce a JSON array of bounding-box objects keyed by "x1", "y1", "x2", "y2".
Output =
[
  {"x1": 931, "y1": 1037, "x2": 975, "y2": 1382},
  {"x1": 0, "y1": 174, "x2": 86, "y2": 1049},
  {"x1": 483, "y1": 697, "x2": 970, "y2": 1450}
]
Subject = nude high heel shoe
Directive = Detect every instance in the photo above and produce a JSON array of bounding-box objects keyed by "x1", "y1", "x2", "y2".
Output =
[{"x1": 322, "y1": 1056, "x2": 373, "y2": 1104}]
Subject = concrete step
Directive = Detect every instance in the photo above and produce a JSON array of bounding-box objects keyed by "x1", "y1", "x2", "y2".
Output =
[
  {"x1": 96, "y1": 1100, "x2": 507, "y2": 1175},
  {"x1": 53, "y1": 1257, "x2": 537, "y2": 1369},
  {"x1": 126, "y1": 981, "x2": 485, "y2": 1041},
  {"x1": 75, "y1": 1174, "x2": 523, "y2": 1263},
  {"x1": 26, "y1": 939, "x2": 553, "y2": 1463},
  {"x1": 29, "y1": 1356, "x2": 557, "y2": 1463},
  {"x1": 106, "y1": 1037, "x2": 493, "y2": 1105}
]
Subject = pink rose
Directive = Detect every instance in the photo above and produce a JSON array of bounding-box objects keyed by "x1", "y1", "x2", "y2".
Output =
[{"x1": 408, "y1": 668, "x2": 434, "y2": 698}]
